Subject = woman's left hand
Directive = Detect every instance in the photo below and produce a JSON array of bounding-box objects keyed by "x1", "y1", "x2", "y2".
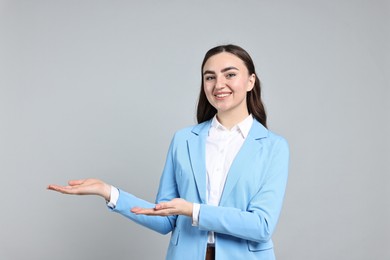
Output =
[{"x1": 131, "y1": 198, "x2": 193, "y2": 217}]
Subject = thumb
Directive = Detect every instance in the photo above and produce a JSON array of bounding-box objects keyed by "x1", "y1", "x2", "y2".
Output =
[{"x1": 68, "y1": 179, "x2": 85, "y2": 186}]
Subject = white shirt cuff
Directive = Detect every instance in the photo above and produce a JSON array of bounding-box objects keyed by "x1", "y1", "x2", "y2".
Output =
[
  {"x1": 192, "y1": 203, "x2": 200, "y2": 226},
  {"x1": 107, "y1": 185, "x2": 119, "y2": 209}
]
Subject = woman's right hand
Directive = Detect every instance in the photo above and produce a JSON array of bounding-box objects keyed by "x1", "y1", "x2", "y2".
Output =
[{"x1": 47, "y1": 179, "x2": 111, "y2": 201}]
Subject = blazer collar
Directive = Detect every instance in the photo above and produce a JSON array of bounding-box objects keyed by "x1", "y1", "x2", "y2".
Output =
[
  {"x1": 191, "y1": 117, "x2": 268, "y2": 138},
  {"x1": 247, "y1": 119, "x2": 269, "y2": 140},
  {"x1": 191, "y1": 120, "x2": 212, "y2": 137},
  {"x1": 187, "y1": 120, "x2": 211, "y2": 203}
]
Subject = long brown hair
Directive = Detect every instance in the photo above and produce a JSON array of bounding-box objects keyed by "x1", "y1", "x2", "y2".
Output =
[{"x1": 196, "y1": 44, "x2": 267, "y2": 128}]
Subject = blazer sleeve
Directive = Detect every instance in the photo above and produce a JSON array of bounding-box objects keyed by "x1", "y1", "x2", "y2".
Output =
[
  {"x1": 109, "y1": 136, "x2": 179, "y2": 235},
  {"x1": 198, "y1": 136, "x2": 289, "y2": 243}
]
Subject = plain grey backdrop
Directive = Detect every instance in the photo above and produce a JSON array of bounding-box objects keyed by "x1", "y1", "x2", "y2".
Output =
[{"x1": 0, "y1": 0, "x2": 389, "y2": 259}]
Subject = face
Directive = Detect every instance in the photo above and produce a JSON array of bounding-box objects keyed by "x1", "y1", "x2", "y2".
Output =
[{"x1": 202, "y1": 52, "x2": 255, "y2": 117}]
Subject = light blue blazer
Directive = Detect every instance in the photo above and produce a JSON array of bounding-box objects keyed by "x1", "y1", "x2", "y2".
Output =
[{"x1": 111, "y1": 119, "x2": 289, "y2": 260}]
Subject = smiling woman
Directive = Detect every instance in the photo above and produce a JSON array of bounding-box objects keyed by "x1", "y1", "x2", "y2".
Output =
[
  {"x1": 48, "y1": 44, "x2": 289, "y2": 260},
  {"x1": 202, "y1": 52, "x2": 256, "y2": 128},
  {"x1": 197, "y1": 45, "x2": 267, "y2": 130}
]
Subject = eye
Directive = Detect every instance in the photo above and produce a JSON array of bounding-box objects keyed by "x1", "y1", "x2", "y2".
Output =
[
  {"x1": 205, "y1": 75, "x2": 215, "y2": 81},
  {"x1": 226, "y1": 73, "x2": 236, "y2": 79}
]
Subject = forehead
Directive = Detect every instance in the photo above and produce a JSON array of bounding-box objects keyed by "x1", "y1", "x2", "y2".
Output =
[{"x1": 203, "y1": 52, "x2": 247, "y2": 71}]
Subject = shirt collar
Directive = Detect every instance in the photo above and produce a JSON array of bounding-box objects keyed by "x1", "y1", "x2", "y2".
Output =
[{"x1": 210, "y1": 114, "x2": 253, "y2": 138}]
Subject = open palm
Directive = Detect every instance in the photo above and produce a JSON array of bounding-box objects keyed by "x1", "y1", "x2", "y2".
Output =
[{"x1": 47, "y1": 178, "x2": 111, "y2": 201}]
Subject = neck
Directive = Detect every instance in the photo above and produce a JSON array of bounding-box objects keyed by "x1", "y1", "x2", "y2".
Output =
[{"x1": 216, "y1": 110, "x2": 250, "y2": 130}]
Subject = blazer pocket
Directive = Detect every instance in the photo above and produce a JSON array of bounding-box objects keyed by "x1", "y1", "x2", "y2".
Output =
[
  {"x1": 247, "y1": 240, "x2": 273, "y2": 252},
  {"x1": 170, "y1": 228, "x2": 180, "y2": 246}
]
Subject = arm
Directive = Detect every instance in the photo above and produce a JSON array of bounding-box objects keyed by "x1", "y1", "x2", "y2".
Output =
[
  {"x1": 111, "y1": 189, "x2": 177, "y2": 234},
  {"x1": 47, "y1": 179, "x2": 176, "y2": 234},
  {"x1": 47, "y1": 136, "x2": 182, "y2": 235}
]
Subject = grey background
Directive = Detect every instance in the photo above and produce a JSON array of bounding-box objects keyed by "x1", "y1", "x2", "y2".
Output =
[{"x1": 0, "y1": 0, "x2": 389, "y2": 259}]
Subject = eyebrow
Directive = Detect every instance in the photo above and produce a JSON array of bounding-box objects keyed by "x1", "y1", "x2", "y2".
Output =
[{"x1": 203, "y1": 66, "x2": 239, "y2": 75}]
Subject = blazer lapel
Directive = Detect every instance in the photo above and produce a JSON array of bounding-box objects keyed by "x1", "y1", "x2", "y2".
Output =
[
  {"x1": 219, "y1": 120, "x2": 269, "y2": 206},
  {"x1": 187, "y1": 121, "x2": 211, "y2": 204}
]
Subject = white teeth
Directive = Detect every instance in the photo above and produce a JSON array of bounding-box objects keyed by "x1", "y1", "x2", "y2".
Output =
[{"x1": 215, "y1": 93, "x2": 230, "y2": 98}]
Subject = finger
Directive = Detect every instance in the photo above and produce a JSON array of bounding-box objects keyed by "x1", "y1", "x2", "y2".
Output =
[
  {"x1": 131, "y1": 207, "x2": 175, "y2": 216},
  {"x1": 155, "y1": 203, "x2": 163, "y2": 210},
  {"x1": 68, "y1": 179, "x2": 85, "y2": 186},
  {"x1": 131, "y1": 207, "x2": 156, "y2": 215},
  {"x1": 47, "y1": 184, "x2": 66, "y2": 191},
  {"x1": 130, "y1": 207, "x2": 142, "y2": 213},
  {"x1": 47, "y1": 184, "x2": 77, "y2": 194},
  {"x1": 155, "y1": 201, "x2": 177, "y2": 210},
  {"x1": 47, "y1": 184, "x2": 56, "y2": 190}
]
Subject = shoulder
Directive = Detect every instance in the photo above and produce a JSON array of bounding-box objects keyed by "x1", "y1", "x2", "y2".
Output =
[
  {"x1": 172, "y1": 120, "x2": 211, "y2": 140},
  {"x1": 166, "y1": 121, "x2": 210, "y2": 154},
  {"x1": 267, "y1": 130, "x2": 288, "y2": 145},
  {"x1": 263, "y1": 130, "x2": 290, "y2": 159},
  {"x1": 252, "y1": 120, "x2": 289, "y2": 152}
]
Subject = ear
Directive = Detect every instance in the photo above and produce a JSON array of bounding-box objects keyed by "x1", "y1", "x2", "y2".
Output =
[{"x1": 246, "y1": 73, "x2": 256, "y2": 92}]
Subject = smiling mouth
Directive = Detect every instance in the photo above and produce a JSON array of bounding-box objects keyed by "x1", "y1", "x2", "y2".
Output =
[{"x1": 214, "y1": 93, "x2": 231, "y2": 98}]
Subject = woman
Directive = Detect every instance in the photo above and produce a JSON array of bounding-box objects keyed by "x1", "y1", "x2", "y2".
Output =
[{"x1": 48, "y1": 44, "x2": 289, "y2": 260}]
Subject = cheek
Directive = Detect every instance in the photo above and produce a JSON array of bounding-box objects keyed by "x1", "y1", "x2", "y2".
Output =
[
  {"x1": 204, "y1": 85, "x2": 213, "y2": 96},
  {"x1": 237, "y1": 80, "x2": 252, "y2": 93},
  {"x1": 204, "y1": 86, "x2": 215, "y2": 104}
]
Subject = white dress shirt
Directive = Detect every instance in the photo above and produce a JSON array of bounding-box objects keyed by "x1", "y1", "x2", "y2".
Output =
[{"x1": 108, "y1": 114, "x2": 254, "y2": 244}]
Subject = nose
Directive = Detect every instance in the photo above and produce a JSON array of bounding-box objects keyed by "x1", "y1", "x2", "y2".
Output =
[{"x1": 215, "y1": 75, "x2": 226, "y2": 89}]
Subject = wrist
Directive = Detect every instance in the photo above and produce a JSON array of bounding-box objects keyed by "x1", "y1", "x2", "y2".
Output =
[
  {"x1": 102, "y1": 183, "x2": 111, "y2": 201},
  {"x1": 187, "y1": 202, "x2": 193, "y2": 217}
]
